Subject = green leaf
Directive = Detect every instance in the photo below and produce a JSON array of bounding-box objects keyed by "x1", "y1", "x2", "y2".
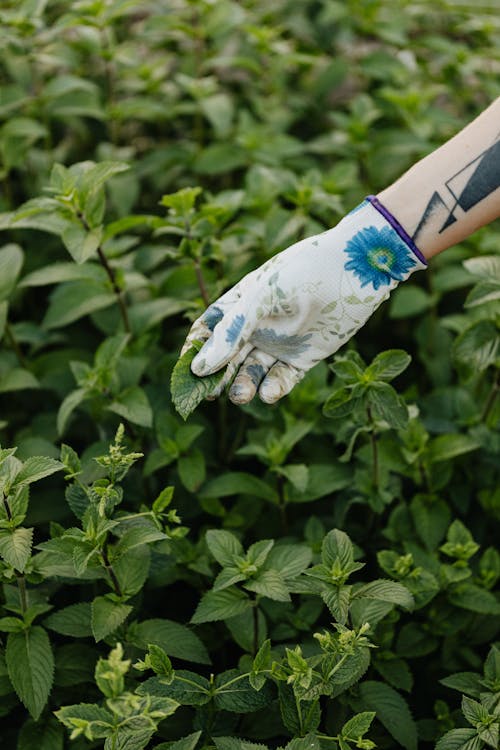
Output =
[
  {"x1": 0, "y1": 367, "x2": 39, "y2": 393},
  {"x1": 353, "y1": 579, "x2": 414, "y2": 610},
  {"x1": 108, "y1": 386, "x2": 153, "y2": 428},
  {"x1": 435, "y1": 728, "x2": 482, "y2": 750},
  {"x1": 214, "y1": 669, "x2": 275, "y2": 712},
  {"x1": 356, "y1": 680, "x2": 417, "y2": 750},
  {"x1": 428, "y1": 434, "x2": 481, "y2": 463},
  {"x1": 14, "y1": 456, "x2": 63, "y2": 487},
  {"x1": 91, "y1": 597, "x2": 133, "y2": 642},
  {"x1": 57, "y1": 388, "x2": 87, "y2": 436},
  {"x1": 366, "y1": 349, "x2": 411, "y2": 381},
  {"x1": 322, "y1": 586, "x2": 352, "y2": 624},
  {"x1": 275, "y1": 464, "x2": 309, "y2": 492},
  {"x1": 128, "y1": 297, "x2": 191, "y2": 334},
  {"x1": 154, "y1": 731, "x2": 202, "y2": 750},
  {"x1": 54, "y1": 702, "x2": 114, "y2": 738},
  {"x1": 61, "y1": 223, "x2": 103, "y2": 264},
  {"x1": 465, "y1": 280, "x2": 500, "y2": 308},
  {"x1": 6, "y1": 626, "x2": 54, "y2": 720},
  {"x1": 322, "y1": 528, "x2": 355, "y2": 569},
  {"x1": 341, "y1": 711, "x2": 376, "y2": 739},
  {"x1": 448, "y1": 583, "x2": 500, "y2": 615},
  {"x1": 43, "y1": 280, "x2": 116, "y2": 329},
  {"x1": 463, "y1": 255, "x2": 500, "y2": 282},
  {"x1": 367, "y1": 381, "x2": 409, "y2": 429},
  {"x1": 287, "y1": 462, "x2": 351, "y2": 503},
  {"x1": 127, "y1": 618, "x2": 210, "y2": 664},
  {"x1": 244, "y1": 570, "x2": 291, "y2": 601},
  {"x1": 205, "y1": 530, "x2": 243, "y2": 568},
  {"x1": 191, "y1": 588, "x2": 251, "y2": 624},
  {"x1": 454, "y1": 320, "x2": 499, "y2": 372},
  {"x1": 200, "y1": 472, "x2": 279, "y2": 503},
  {"x1": 439, "y1": 672, "x2": 483, "y2": 697},
  {"x1": 389, "y1": 285, "x2": 433, "y2": 318},
  {"x1": 44, "y1": 602, "x2": 93, "y2": 638},
  {"x1": 170, "y1": 343, "x2": 226, "y2": 419},
  {"x1": 114, "y1": 525, "x2": 166, "y2": 556},
  {"x1": 0, "y1": 244, "x2": 23, "y2": 301},
  {"x1": 278, "y1": 682, "x2": 321, "y2": 734},
  {"x1": 137, "y1": 670, "x2": 210, "y2": 706},
  {"x1": 484, "y1": 645, "x2": 500, "y2": 684},
  {"x1": 374, "y1": 656, "x2": 413, "y2": 693},
  {"x1": 461, "y1": 696, "x2": 490, "y2": 727},
  {"x1": 20, "y1": 261, "x2": 104, "y2": 287},
  {"x1": 264, "y1": 544, "x2": 312, "y2": 579},
  {"x1": 178, "y1": 451, "x2": 206, "y2": 492},
  {"x1": 0, "y1": 527, "x2": 33, "y2": 571},
  {"x1": 17, "y1": 715, "x2": 64, "y2": 750}
]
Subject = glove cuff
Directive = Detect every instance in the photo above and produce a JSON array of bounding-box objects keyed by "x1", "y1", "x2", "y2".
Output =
[{"x1": 366, "y1": 194, "x2": 427, "y2": 267}]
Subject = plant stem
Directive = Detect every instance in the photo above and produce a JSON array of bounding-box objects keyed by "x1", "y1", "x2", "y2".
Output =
[
  {"x1": 295, "y1": 692, "x2": 304, "y2": 735},
  {"x1": 194, "y1": 257, "x2": 210, "y2": 308},
  {"x1": 2, "y1": 493, "x2": 12, "y2": 521},
  {"x1": 4, "y1": 322, "x2": 27, "y2": 368},
  {"x1": 367, "y1": 406, "x2": 379, "y2": 489},
  {"x1": 17, "y1": 573, "x2": 28, "y2": 615},
  {"x1": 77, "y1": 211, "x2": 130, "y2": 332},
  {"x1": 481, "y1": 369, "x2": 499, "y2": 423},
  {"x1": 276, "y1": 473, "x2": 288, "y2": 533},
  {"x1": 96, "y1": 247, "x2": 131, "y2": 333},
  {"x1": 100, "y1": 545, "x2": 123, "y2": 597},
  {"x1": 252, "y1": 601, "x2": 259, "y2": 657}
]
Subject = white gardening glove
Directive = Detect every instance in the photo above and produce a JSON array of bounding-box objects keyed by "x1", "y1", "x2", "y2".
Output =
[{"x1": 180, "y1": 196, "x2": 427, "y2": 404}]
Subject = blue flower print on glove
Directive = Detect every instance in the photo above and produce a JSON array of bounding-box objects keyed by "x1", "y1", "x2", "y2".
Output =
[{"x1": 343, "y1": 225, "x2": 418, "y2": 290}]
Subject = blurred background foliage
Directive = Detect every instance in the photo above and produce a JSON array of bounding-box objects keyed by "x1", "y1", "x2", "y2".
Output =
[{"x1": 0, "y1": 0, "x2": 499, "y2": 748}]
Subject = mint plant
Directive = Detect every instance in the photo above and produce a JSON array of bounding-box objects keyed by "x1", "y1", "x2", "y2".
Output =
[{"x1": 0, "y1": 1, "x2": 498, "y2": 748}]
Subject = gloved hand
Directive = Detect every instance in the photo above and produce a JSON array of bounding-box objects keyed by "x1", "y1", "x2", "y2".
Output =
[{"x1": 180, "y1": 196, "x2": 427, "y2": 405}]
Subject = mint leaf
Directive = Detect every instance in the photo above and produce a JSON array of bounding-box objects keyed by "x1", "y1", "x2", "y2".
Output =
[
  {"x1": 0, "y1": 527, "x2": 33, "y2": 571},
  {"x1": 356, "y1": 680, "x2": 417, "y2": 750},
  {"x1": 6, "y1": 626, "x2": 54, "y2": 720},
  {"x1": 171, "y1": 342, "x2": 226, "y2": 420},
  {"x1": 206, "y1": 529, "x2": 243, "y2": 567},
  {"x1": 127, "y1": 618, "x2": 210, "y2": 665},
  {"x1": 191, "y1": 588, "x2": 251, "y2": 624},
  {"x1": 44, "y1": 602, "x2": 93, "y2": 638},
  {"x1": 91, "y1": 596, "x2": 133, "y2": 642}
]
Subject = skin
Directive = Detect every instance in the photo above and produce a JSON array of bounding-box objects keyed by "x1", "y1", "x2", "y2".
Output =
[{"x1": 378, "y1": 96, "x2": 500, "y2": 259}]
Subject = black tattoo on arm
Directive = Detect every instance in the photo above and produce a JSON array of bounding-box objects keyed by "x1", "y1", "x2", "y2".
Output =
[{"x1": 412, "y1": 133, "x2": 500, "y2": 242}]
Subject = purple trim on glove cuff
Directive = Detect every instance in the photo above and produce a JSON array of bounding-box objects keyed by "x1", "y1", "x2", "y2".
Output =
[{"x1": 366, "y1": 195, "x2": 427, "y2": 266}]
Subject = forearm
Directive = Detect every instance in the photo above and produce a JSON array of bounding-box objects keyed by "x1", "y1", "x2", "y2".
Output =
[{"x1": 378, "y1": 97, "x2": 500, "y2": 259}]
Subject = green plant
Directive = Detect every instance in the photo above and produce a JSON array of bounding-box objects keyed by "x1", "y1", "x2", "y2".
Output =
[{"x1": 0, "y1": 1, "x2": 498, "y2": 748}]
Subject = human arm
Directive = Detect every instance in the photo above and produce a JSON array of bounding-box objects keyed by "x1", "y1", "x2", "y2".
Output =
[
  {"x1": 180, "y1": 97, "x2": 500, "y2": 404},
  {"x1": 378, "y1": 96, "x2": 500, "y2": 258}
]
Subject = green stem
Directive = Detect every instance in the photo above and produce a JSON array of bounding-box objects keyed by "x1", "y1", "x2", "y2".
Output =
[
  {"x1": 276, "y1": 473, "x2": 288, "y2": 533},
  {"x1": 100, "y1": 545, "x2": 123, "y2": 597},
  {"x1": 481, "y1": 369, "x2": 499, "y2": 423},
  {"x1": 17, "y1": 573, "x2": 28, "y2": 615},
  {"x1": 194, "y1": 256, "x2": 210, "y2": 308},
  {"x1": 367, "y1": 407, "x2": 379, "y2": 489},
  {"x1": 2, "y1": 493, "x2": 12, "y2": 522},
  {"x1": 252, "y1": 600, "x2": 259, "y2": 657},
  {"x1": 295, "y1": 692, "x2": 304, "y2": 735},
  {"x1": 77, "y1": 211, "x2": 130, "y2": 332},
  {"x1": 96, "y1": 246, "x2": 130, "y2": 333},
  {"x1": 4, "y1": 322, "x2": 27, "y2": 368}
]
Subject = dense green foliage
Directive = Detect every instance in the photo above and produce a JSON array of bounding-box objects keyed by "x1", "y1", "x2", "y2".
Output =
[{"x1": 0, "y1": 0, "x2": 499, "y2": 748}]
